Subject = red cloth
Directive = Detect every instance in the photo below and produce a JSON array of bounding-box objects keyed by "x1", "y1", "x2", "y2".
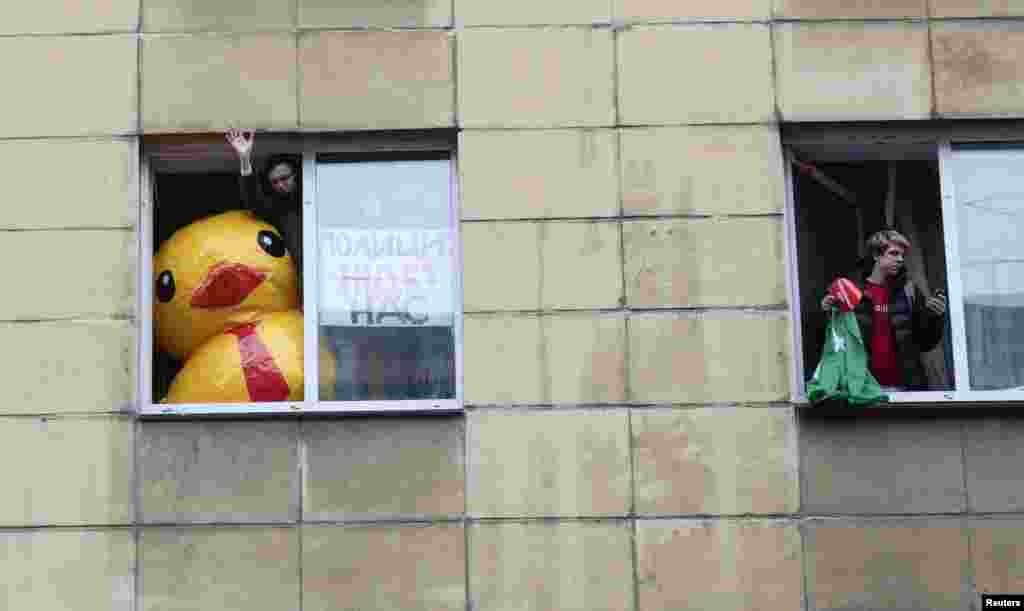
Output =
[
  {"x1": 829, "y1": 277, "x2": 862, "y2": 311},
  {"x1": 863, "y1": 281, "x2": 901, "y2": 386}
]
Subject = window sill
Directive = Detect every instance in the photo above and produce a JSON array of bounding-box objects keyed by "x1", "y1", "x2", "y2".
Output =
[
  {"x1": 139, "y1": 399, "x2": 463, "y2": 418},
  {"x1": 794, "y1": 389, "x2": 1024, "y2": 410}
]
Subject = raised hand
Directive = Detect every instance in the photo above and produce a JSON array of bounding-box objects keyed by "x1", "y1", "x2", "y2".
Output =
[{"x1": 226, "y1": 128, "x2": 254, "y2": 158}]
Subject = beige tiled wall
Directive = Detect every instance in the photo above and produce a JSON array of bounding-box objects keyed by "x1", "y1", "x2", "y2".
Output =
[
  {"x1": 619, "y1": 125, "x2": 786, "y2": 216},
  {"x1": 933, "y1": 20, "x2": 1024, "y2": 117},
  {"x1": 0, "y1": 321, "x2": 134, "y2": 415},
  {"x1": 0, "y1": 530, "x2": 134, "y2": 610},
  {"x1": 470, "y1": 520, "x2": 633, "y2": 611},
  {"x1": 459, "y1": 129, "x2": 619, "y2": 219},
  {"x1": 139, "y1": 527, "x2": 300, "y2": 611},
  {"x1": 0, "y1": 0, "x2": 138, "y2": 35},
  {"x1": 617, "y1": 24, "x2": 776, "y2": 125},
  {"x1": 636, "y1": 519, "x2": 803, "y2": 611},
  {"x1": 299, "y1": 30, "x2": 455, "y2": 130},
  {"x1": 0, "y1": 35, "x2": 137, "y2": 138},
  {"x1": 0, "y1": 139, "x2": 137, "y2": 230},
  {"x1": 304, "y1": 524, "x2": 466, "y2": 611},
  {"x1": 774, "y1": 21, "x2": 933, "y2": 121},
  {"x1": 773, "y1": 0, "x2": 928, "y2": 19},
  {"x1": 458, "y1": 27, "x2": 615, "y2": 128},
  {"x1": 3, "y1": 2, "x2": 1024, "y2": 610},
  {"x1": 617, "y1": 0, "x2": 771, "y2": 21}
]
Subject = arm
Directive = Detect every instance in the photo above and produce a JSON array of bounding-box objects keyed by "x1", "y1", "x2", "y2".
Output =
[
  {"x1": 227, "y1": 129, "x2": 271, "y2": 219},
  {"x1": 227, "y1": 128, "x2": 254, "y2": 177},
  {"x1": 913, "y1": 289, "x2": 946, "y2": 353}
]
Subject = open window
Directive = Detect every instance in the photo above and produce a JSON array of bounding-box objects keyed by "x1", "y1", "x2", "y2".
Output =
[
  {"x1": 784, "y1": 124, "x2": 1024, "y2": 405},
  {"x1": 138, "y1": 133, "x2": 462, "y2": 415}
]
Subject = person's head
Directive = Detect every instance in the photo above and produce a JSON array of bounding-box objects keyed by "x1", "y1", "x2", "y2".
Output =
[
  {"x1": 261, "y1": 155, "x2": 299, "y2": 198},
  {"x1": 866, "y1": 229, "x2": 911, "y2": 280}
]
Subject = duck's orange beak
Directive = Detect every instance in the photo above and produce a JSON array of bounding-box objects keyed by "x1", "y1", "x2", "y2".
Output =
[{"x1": 191, "y1": 262, "x2": 267, "y2": 309}]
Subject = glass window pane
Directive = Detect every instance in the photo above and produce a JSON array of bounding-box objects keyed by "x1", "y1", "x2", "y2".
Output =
[
  {"x1": 315, "y1": 156, "x2": 457, "y2": 401},
  {"x1": 950, "y1": 145, "x2": 1024, "y2": 391}
]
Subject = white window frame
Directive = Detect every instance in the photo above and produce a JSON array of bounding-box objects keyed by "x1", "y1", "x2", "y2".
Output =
[
  {"x1": 137, "y1": 134, "x2": 463, "y2": 416},
  {"x1": 783, "y1": 125, "x2": 1024, "y2": 406}
]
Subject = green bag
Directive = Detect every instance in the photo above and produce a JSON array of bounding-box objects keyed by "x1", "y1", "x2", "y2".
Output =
[{"x1": 806, "y1": 309, "x2": 888, "y2": 406}]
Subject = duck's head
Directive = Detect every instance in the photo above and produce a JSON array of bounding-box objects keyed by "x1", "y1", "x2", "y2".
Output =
[{"x1": 154, "y1": 210, "x2": 299, "y2": 360}]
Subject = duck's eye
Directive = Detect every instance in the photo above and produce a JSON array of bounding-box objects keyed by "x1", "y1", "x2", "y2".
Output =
[
  {"x1": 156, "y1": 270, "x2": 175, "y2": 303},
  {"x1": 258, "y1": 230, "x2": 286, "y2": 258}
]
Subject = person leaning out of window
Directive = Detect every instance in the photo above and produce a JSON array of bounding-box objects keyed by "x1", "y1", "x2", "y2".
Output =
[
  {"x1": 226, "y1": 128, "x2": 303, "y2": 300},
  {"x1": 821, "y1": 229, "x2": 948, "y2": 391}
]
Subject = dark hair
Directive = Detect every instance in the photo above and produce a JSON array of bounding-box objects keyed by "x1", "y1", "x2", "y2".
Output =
[{"x1": 260, "y1": 154, "x2": 300, "y2": 197}]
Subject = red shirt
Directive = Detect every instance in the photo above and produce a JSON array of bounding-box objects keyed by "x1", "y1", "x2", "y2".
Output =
[{"x1": 863, "y1": 281, "x2": 901, "y2": 386}]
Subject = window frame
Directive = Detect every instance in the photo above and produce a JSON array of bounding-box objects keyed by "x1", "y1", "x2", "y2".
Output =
[
  {"x1": 783, "y1": 123, "x2": 1024, "y2": 406},
  {"x1": 137, "y1": 133, "x2": 463, "y2": 416}
]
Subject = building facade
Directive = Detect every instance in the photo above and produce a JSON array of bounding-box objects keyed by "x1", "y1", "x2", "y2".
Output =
[{"x1": 1, "y1": 1, "x2": 1023, "y2": 610}]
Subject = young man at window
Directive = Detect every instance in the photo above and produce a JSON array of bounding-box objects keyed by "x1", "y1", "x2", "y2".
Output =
[
  {"x1": 822, "y1": 230, "x2": 948, "y2": 391},
  {"x1": 226, "y1": 129, "x2": 303, "y2": 298}
]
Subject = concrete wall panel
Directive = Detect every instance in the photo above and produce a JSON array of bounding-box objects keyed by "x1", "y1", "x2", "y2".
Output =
[
  {"x1": 805, "y1": 519, "x2": 971, "y2": 611},
  {"x1": 637, "y1": 519, "x2": 802, "y2": 611},
  {"x1": 628, "y1": 312, "x2": 790, "y2": 403},
  {"x1": 934, "y1": 21, "x2": 1024, "y2": 118},
  {"x1": 138, "y1": 421, "x2": 299, "y2": 523},
  {"x1": 140, "y1": 527, "x2": 299, "y2": 611},
  {"x1": 0, "y1": 321, "x2": 133, "y2": 415},
  {"x1": 623, "y1": 218, "x2": 786, "y2": 308},
  {"x1": 964, "y1": 416, "x2": 1024, "y2": 512},
  {"x1": 303, "y1": 524, "x2": 465, "y2": 611},
  {"x1": 800, "y1": 413, "x2": 966, "y2": 514},
  {"x1": 774, "y1": 0, "x2": 927, "y2": 19},
  {"x1": 618, "y1": 24, "x2": 774, "y2": 125},
  {"x1": 303, "y1": 418, "x2": 465, "y2": 521},
  {"x1": 463, "y1": 314, "x2": 545, "y2": 404},
  {"x1": 620, "y1": 125, "x2": 785, "y2": 216},
  {"x1": 458, "y1": 28, "x2": 615, "y2": 128},
  {"x1": 1, "y1": 530, "x2": 133, "y2": 610},
  {"x1": 0, "y1": 417, "x2": 133, "y2": 526},
  {"x1": 0, "y1": 35, "x2": 137, "y2": 138},
  {"x1": 468, "y1": 410, "x2": 631, "y2": 517},
  {"x1": 300, "y1": 31, "x2": 454, "y2": 130},
  {"x1": 633, "y1": 407, "x2": 798, "y2": 515},
  {"x1": 0, "y1": 230, "x2": 134, "y2": 321},
  {"x1": 775, "y1": 22, "x2": 932, "y2": 121},
  {"x1": 616, "y1": 0, "x2": 770, "y2": 21},
  {"x1": 462, "y1": 222, "x2": 542, "y2": 312},
  {"x1": 541, "y1": 221, "x2": 622, "y2": 309},
  {"x1": 0, "y1": 0, "x2": 138, "y2": 35},
  {"x1": 972, "y1": 518, "x2": 1024, "y2": 595},
  {"x1": 470, "y1": 521, "x2": 633, "y2": 611},
  {"x1": 142, "y1": 33, "x2": 297, "y2": 131},
  {"x1": 544, "y1": 313, "x2": 627, "y2": 404},
  {"x1": 300, "y1": 0, "x2": 451, "y2": 28},
  {"x1": 0, "y1": 138, "x2": 137, "y2": 230},
  {"x1": 143, "y1": 0, "x2": 294, "y2": 31},
  {"x1": 931, "y1": 0, "x2": 1024, "y2": 17},
  {"x1": 458, "y1": 0, "x2": 610, "y2": 25},
  {"x1": 459, "y1": 129, "x2": 619, "y2": 220}
]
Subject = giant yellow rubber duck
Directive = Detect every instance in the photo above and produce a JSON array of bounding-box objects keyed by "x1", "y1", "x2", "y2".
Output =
[
  {"x1": 154, "y1": 210, "x2": 298, "y2": 361},
  {"x1": 154, "y1": 211, "x2": 334, "y2": 403}
]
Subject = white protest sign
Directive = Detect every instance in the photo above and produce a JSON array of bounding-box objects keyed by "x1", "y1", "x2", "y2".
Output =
[{"x1": 319, "y1": 227, "x2": 455, "y2": 327}]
